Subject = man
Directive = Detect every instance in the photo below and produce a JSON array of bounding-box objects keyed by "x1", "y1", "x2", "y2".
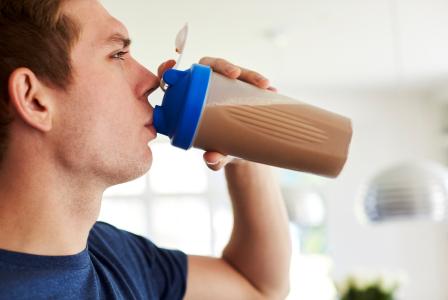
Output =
[{"x1": 0, "y1": 0, "x2": 291, "y2": 299}]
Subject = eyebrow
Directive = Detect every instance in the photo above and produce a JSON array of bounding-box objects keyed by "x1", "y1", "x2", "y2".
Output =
[{"x1": 104, "y1": 33, "x2": 132, "y2": 48}]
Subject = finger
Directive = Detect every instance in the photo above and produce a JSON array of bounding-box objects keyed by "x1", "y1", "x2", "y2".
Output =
[
  {"x1": 157, "y1": 59, "x2": 176, "y2": 79},
  {"x1": 199, "y1": 57, "x2": 241, "y2": 79},
  {"x1": 237, "y1": 68, "x2": 270, "y2": 89},
  {"x1": 267, "y1": 86, "x2": 278, "y2": 93},
  {"x1": 203, "y1": 151, "x2": 232, "y2": 171},
  {"x1": 199, "y1": 57, "x2": 270, "y2": 89}
]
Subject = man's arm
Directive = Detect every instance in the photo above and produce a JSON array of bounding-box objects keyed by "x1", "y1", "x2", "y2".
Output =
[
  {"x1": 182, "y1": 58, "x2": 292, "y2": 300},
  {"x1": 185, "y1": 161, "x2": 291, "y2": 300}
]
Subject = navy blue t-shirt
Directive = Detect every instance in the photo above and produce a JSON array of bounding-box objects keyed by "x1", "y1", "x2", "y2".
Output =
[{"x1": 0, "y1": 222, "x2": 188, "y2": 300}]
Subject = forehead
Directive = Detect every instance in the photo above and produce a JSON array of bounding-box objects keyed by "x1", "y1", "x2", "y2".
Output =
[{"x1": 62, "y1": 0, "x2": 129, "y2": 45}]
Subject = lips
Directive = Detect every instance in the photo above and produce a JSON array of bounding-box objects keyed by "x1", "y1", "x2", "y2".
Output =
[
  {"x1": 144, "y1": 112, "x2": 157, "y2": 138},
  {"x1": 143, "y1": 81, "x2": 159, "y2": 138},
  {"x1": 144, "y1": 118, "x2": 153, "y2": 127},
  {"x1": 145, "y1": 124, "x2": 157, "y2": 139}
]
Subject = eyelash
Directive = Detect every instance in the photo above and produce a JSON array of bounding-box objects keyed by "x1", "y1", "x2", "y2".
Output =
[{"x1": 112, "y1": 51, "x2": 129, "y2": 60}]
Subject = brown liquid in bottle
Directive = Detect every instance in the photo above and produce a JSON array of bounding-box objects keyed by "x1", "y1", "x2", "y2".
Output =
[{"x1": 193, "y1": 103, "x2": 352, "y2": 177}]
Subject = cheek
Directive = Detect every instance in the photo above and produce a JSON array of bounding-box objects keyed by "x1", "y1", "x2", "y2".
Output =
[
  {"x1": 73, "y1": 74, "x2": 137, "y2": 126},
  {"x1": 58, "y1": 64, "x2": 145, "y2": 150},
  {"x1": 72, "y1": 55, "x2": 143, "y2": 119},
  {"x1": 73, "y1": 100, "x2": 142, "y2": 156}
]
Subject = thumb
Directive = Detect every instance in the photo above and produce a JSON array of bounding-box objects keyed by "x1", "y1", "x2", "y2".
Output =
[{"x1": 203, "y1": 152, "x2": 231, "y2": 171}]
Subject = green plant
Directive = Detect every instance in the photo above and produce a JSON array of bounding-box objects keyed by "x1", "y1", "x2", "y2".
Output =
[{"x1": 337, "y1": 275, "x2": 399, "y2": 300}]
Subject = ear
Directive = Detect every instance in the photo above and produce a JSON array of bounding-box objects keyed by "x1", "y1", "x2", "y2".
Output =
[{"x1": 8, "y1": 68, "x2": 54, "y2": 132}]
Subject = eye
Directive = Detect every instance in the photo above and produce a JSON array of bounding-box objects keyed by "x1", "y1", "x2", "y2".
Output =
[{"x1": 111, "y1": 51, "x2": 129, "y2": 60}]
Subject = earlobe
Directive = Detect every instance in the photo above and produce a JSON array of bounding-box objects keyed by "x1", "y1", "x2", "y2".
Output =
[{"x1": 8, "y1": 68, "x2": 53, "y2": 132}]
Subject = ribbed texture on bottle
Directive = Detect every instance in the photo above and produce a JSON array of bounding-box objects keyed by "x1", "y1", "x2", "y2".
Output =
[{"x1": 226, "y1": 105, "x2": 329, "y2": 145}]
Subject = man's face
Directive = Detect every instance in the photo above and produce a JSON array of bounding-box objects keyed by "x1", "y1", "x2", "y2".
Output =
[{"x1": 51, "y1": 0, "x2": 159, "y2": 186}]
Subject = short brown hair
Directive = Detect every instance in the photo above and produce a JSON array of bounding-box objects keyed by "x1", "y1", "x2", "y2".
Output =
[{"x1": 0, "y1": 0, "x2": 80, "y2": 161}]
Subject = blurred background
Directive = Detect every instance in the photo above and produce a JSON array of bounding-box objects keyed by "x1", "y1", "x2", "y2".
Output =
[{"x1": 99, "y1": 0, "x2": 448, "y2": 299}]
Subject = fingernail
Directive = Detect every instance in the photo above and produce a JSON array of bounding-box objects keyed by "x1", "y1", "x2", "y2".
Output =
[{"x1": 206, "y1": 158, "x2": 223, "y2": 166}]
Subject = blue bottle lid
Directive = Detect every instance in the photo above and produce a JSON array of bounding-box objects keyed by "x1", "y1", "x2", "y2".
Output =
[{"x1": 153, "y1": 64, "x2": 212, "y2": 149}]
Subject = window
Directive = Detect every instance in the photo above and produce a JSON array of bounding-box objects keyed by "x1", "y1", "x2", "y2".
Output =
[
  {"x1": 99, "y1": 142, "x2": 335, "y2": 299},
  {"x1": 99, "y1": 142, "x2": 213, "y2": 255}
]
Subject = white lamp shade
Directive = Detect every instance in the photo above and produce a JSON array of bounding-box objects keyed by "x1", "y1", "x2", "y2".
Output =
[{"x1": 360, "y1": 161, "x2": 448, "y2": 222}]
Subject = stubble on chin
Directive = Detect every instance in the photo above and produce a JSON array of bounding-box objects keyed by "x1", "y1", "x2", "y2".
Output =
[{"x1": 100, "y1": 152, "x2": 152, "y2": 187}]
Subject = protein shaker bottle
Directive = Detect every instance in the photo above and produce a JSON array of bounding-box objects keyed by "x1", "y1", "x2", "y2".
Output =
[{"x1": 153, "y1": 64, "x2": 352, "y2": 177}]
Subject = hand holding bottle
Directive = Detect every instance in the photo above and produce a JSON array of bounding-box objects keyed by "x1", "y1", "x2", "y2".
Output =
[{"x1": 157, "y1": 57, "x2": 275, "y2": 171}]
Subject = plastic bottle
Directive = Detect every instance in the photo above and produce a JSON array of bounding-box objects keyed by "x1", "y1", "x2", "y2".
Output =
[{"x1": 154, "y1": 64, "x2": 352, "y2": 177}]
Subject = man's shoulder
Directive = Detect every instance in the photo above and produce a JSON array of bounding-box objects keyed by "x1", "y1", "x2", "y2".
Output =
[
  {"x1": 87, "y1": 222, "x2": 162, "y2": 262},
  {"x1": 90, "y1": 221, "x2": 122, "y2": 239},
  {"x1": 88, "y1": 222, "x2": 188, "y2": 299},
  {"x1": 88, "y1": 221, "x2": 187, "y2": 272},
  {"x1": 89, "y1": 221, "x2": 124, "y2": 246},
  {"x1": 88, "y1": 221, "x2": 143, "y2": 253}
]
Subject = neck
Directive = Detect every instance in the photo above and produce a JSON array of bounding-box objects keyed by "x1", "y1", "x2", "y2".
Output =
[{"x1": 0, "y1": 140, "x2": 104, "y2": 256}]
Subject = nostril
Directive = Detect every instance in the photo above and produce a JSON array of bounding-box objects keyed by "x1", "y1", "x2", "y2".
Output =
[{"x1": 142, "y1": 85, "x2": 159, "y2": 100}]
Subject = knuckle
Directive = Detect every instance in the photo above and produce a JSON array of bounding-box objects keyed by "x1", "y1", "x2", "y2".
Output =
[
  {"x1": 215, "y1": 58, "x2": 229, "y2": 68},
  {"x1": 249, "y1": 70, "x2": 260, "y2": 78},
  {"x1": 199, "y1": 56, "x2": 213, "y2": 65}
]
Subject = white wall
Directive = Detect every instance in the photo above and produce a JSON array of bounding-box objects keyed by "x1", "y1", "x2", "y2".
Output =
[
  {"x1": 287, "y1": 87, "x2": 448, "y2": 300},
  {"x1": 99, "y1": 1, "x2": 448, "y2": 297}
]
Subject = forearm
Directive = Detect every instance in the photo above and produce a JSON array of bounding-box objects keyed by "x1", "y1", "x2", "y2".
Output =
[{"x1": 222, "y1": 161, "x2": 292, "y2": 299}]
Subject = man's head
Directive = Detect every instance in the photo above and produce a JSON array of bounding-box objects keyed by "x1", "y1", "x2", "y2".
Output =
[
  {"x1": 0, "y1": 0, "x2": 79, "y2": 162},
  {"x1": 0, "y1": 0, "x2": 159, "y2": 187}
]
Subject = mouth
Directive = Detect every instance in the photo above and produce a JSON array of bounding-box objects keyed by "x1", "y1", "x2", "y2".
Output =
[
  {"x1": 144, "y1": 117, "x2": 157, "y2": 139},
  {"x1": 144, "y1": 117, "x2": 153, "y2": 127},
  {"x1": 143, "y1": 82, "x2": 160, "y2": 138}
]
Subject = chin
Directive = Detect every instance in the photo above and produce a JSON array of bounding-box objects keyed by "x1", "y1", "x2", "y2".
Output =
[
  {"x1": 106, "y1": 148, "x2": 153, "y2": 186},
  {"x1": 143, "y1": 145, "x2": 153, "y2": 171},
  {"x1": 141, "y1": 156, "x2": 153, "y2": 175},
  {"x1": 131, "y1": 148, "x2": 153, "y2": 179}
]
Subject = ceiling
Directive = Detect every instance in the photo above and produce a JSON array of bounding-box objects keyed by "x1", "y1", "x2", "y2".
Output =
[{"x1": 102, "y1": 0, "x2": 448, "y2": 94}]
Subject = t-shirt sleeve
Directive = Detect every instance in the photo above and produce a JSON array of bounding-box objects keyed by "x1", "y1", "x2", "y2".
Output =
[{"x1": 88, "y1": 222, "x2": 188, "y2": 300}]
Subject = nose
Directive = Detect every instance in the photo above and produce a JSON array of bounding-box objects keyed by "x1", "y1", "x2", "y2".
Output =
[{"x1": 132, "y1": 58, "x2": 160, "y2": 101}]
